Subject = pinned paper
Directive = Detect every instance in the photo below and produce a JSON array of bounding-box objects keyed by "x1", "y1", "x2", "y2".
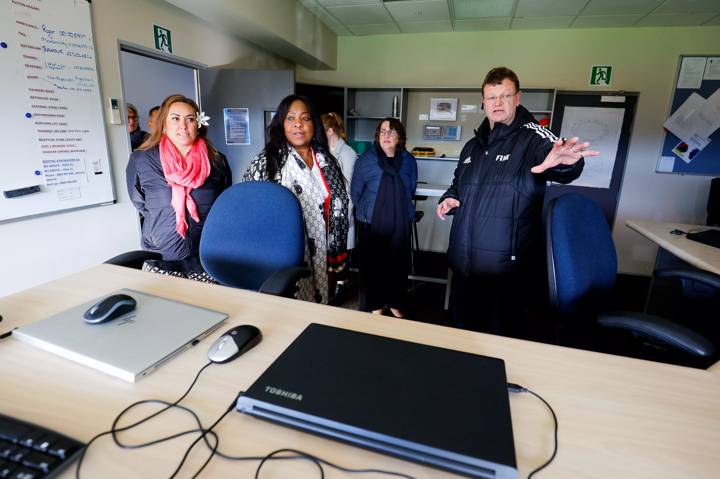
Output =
[{"x1": 672, "y1": 135, "x2": 710, "y2": 163}]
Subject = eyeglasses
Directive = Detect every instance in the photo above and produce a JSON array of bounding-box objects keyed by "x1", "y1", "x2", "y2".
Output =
[
  {"x1": 379, "y1": 129, "x2": 398, "y2": 137},
  {"x1": 484, "y1": 93, "x2": 517, "y2": 103}
]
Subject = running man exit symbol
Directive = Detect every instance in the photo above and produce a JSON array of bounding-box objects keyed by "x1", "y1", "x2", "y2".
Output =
[
  {"x1": 153, "y1": 25, "x2": 172, "y2": 53},
  {"x1": 590, "y1": 65, "x2": 612, "y2": 86}
]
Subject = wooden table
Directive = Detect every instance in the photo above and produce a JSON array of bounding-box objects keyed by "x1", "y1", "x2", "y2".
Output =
[
  {"x1": 626, "y1": 220, "x2": 720, "y2": 275},
  {"x1": 1, "y1": 265, "x2": 719, "y2": 478}
]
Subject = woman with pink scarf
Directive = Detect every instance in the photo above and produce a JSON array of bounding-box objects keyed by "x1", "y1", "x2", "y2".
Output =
[{"x1": 127, "y1": 94, "x2": 231, "y2": 266}]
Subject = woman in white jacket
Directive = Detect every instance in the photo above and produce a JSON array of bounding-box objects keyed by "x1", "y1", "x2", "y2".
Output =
[{"x1": 322, "y1": 112, "x2": 357, "y2": 250}]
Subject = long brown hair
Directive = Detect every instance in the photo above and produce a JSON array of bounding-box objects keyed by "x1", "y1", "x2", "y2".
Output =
[
  {"x1": 138, "y1": 94, "x2": 222, "y2": 169},
  {"x1": 321, "y1": 112, "x2": 348, "y2": 142}
]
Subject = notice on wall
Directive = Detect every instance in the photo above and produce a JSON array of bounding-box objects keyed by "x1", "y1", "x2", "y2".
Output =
[
  {"x1": 223, "y1": 108, "x2": 250, "y2": 145},
  {"x1": 0, "y1": 0, "x2": 114, "y2": 222},
  {"x1": 560, "y1": 106, "x2": 624, "y2": 189}
]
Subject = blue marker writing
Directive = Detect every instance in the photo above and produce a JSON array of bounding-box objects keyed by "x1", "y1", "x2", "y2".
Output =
[
  {"x1": 35, "y1": 170, "x2": 41, "y2": 176},
  {"x1": 25, "y1": 112, "x2": 32, "y2": 118},
  {"x1": 0, "y1": 42, "x2": 7, "y2": 49}
]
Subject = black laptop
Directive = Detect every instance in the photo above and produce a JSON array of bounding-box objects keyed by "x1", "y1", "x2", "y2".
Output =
[
  {"x1": 686, "y1": 229, "x2": 720, "y2": 249},
  {"x1": 236, "y1": 323, "x2": 517, "y2": 479}
]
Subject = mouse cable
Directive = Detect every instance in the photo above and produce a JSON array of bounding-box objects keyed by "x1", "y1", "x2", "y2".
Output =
[
  {"x1": 507, "y1": 383, "x2": 558, "y2": 479},
  {"x1": 76, "y1": 359, "x2": 415, "y2": 479},
  {"x1": 76, "y1": 360, "x2": 215, "y2": 479}
]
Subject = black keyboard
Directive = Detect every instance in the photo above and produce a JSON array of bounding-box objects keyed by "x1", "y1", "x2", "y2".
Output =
[{"x1": 0, "y1": 413, "x2": 84, "y2": 479}]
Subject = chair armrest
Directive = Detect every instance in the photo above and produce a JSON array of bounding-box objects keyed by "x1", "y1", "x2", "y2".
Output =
[
  {"x1": 654, "y1": 268, "x2": 720, "y2": 290},
  {"x1": 598, "y1": 311, "x2": 716, "y2": 358},
  {"x1": 104, "y1": 250, "x2": 162, "y2": 270},
  {"x1": 259, "y1": 266, "x2": 311, "y2": 298}
]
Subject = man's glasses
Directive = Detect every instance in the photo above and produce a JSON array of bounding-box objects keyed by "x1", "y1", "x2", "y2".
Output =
[
  {"x1": 379, "y1": 129, "x2": 398, "y2": 137},
  {"x1": 484, "y1": 93, "x2": 517, "y2": 103}
]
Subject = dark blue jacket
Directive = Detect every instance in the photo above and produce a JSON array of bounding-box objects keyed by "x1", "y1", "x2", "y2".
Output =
[
  {"x1": 351, "y1": 147, "x2": 417, "y2": 224},
  {"x1": 440, "y1": 106, "x2": 584, "y2": 276},
  {"x1": 126, "y1": 145, "x2": 231, "y2": 261}
]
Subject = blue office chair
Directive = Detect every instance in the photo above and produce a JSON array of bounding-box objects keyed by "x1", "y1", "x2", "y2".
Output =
[
  {"x1": 199, "y1": 181, "x2": 309, "y2": 297},
  {"x1": 546, "y1": 193, "x2": 715, "y2": 365}
]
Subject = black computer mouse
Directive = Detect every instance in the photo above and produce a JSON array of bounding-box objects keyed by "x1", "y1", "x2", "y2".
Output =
[
  {"x1": 670, "y1": 229, "x2": 685, "y2": 235},
  {"x1": 83, "y1": 293, "x2": 137, "y2": 324},
  {"x1": 207, "y1": 325, "x2": 262, "y2": 364}
]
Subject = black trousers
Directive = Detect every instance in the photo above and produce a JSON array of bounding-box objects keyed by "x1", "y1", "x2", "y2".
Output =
[
  {"x1": 449, "y1": 261, "x2": 548, "y2": 338},
  {"x1": 357, "y1": 221, "x2": 410, "y2": 312}
]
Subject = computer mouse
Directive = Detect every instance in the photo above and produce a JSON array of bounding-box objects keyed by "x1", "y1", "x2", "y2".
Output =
[
  {"x1": 207, "y1": 325, "x2": 262, "y2": 364},
  {"x1": 670, "y1": 229, "x2": 684, "y2": 235},
  {"x1": 83, "y1": 293, "x2": 137, "y2": 324}
]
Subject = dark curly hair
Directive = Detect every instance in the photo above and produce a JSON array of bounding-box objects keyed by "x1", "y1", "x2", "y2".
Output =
[
  {"x1": 263, "y1": 95, "x2": 336, "y2": 179},
  {"x1": 374, "y1": 117, "x2": 407, "y2": 153}
]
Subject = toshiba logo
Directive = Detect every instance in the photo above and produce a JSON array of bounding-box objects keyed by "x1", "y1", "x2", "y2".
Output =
[{"x1": 265, "y1": 386, "x2": 303, "y2": 401}]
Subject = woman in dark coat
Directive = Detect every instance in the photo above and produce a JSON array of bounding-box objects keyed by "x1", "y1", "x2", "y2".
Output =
[
  {"x1": 126, "y1": 94, "x2": 231, "y2": 264},
  {"x1": 351, "y1": 118, "x2": 417, "y2": 317}
]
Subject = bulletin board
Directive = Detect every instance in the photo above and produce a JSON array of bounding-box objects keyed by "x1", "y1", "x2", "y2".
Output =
[
  {"x1": 0, "y1": 0, "x2": 114, "y2": 223},
  {"x1": 656, "y1": 55, "x2": 720, "y2": 175}
]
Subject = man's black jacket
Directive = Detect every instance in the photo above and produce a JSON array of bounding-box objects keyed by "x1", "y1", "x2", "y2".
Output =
[{"x1": 440, "y1": 105, "x2": 584, "y2": 276}]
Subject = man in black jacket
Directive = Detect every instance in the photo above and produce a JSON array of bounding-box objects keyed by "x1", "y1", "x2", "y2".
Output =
[{"x1": 437, "y1": 67, "x2": 598, "y2": 336}]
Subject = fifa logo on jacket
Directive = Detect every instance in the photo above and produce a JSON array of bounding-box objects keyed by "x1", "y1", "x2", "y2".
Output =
[{"x1": 495, "y1": 154, "x2": 510, "y2": 162}]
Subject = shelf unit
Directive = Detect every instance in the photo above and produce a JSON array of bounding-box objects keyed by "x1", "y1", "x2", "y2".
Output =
[{"x1": 344, "y1": 87, "x2": 404, "y2": 142}]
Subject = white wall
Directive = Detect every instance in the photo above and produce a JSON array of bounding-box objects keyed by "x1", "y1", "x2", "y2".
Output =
[
  {"x1": 298, "y1": 26, "x2": 720, "y2": 275},
  {"x1": 0, "y1": 0, "x2": 291, "y2": 297}
]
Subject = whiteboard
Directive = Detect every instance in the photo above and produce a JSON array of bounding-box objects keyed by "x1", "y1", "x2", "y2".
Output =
[{"x1": 0, "y1": 0, "x2": 114, "y2": 223}]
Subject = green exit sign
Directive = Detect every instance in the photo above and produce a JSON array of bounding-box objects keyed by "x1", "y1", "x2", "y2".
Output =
[
  {"x1": 590, "y1": 65, "x2": 612, "y2": 86},
  {"x1": 153, "y1": 24, "x2": 172, "y2": 53}
]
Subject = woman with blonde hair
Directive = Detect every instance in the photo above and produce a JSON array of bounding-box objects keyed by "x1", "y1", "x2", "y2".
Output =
[
  {"x1": 322, "y1": 112, "x2": 358, "y2": 249},
  {"x1": 127, "y1": 94, "x2": 231, "y2": 264}
]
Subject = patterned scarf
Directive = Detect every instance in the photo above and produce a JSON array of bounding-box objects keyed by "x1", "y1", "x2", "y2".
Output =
[
  {"x1": 243, "y1": 147, "x2": 349, "y2": 304},
  {"x1": 159, "y1": 135, "x2": 211, "y2": 239}
]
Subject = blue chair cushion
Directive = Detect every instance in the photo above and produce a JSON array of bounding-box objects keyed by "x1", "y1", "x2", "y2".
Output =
[
  {"x1": 200, "y1": 181, "x2": 305, "y2": 291},
  {"x1": 548, "y1": 193, "x2": 616, "y2": 314}
]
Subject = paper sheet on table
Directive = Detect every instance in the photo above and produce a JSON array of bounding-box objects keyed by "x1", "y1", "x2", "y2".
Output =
[
  {"x1": 663, "y1": 93, "x2": 706, "y2": 143},
  {"x1": 677, "y1": 57, "x2": 706, "y2": 89},
  {"x1": 560, "y1": 106, "x2": 623, "y2": 189}
]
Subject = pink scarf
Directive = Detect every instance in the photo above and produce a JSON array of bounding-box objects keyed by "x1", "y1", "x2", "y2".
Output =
[{"x1": 159, "y1": 135, "x2": 211, "y2": 239}]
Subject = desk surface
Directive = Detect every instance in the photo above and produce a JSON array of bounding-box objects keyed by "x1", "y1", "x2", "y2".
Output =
[
  {"x1": 1, "y1": 265, "x2": 719, "y2": 478},
  {"x1": 626, "y1": 220, "x2": 720, "y2": 275}
]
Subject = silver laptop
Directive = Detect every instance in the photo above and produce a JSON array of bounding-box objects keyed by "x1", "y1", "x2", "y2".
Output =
[{"x1": 13, "y1": 288, "x2": 227, "y2": 382}]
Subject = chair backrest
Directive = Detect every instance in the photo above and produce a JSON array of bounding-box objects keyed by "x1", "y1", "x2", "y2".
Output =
[
  {"x1": 200, "y1": 181, "x2": 305, "y2": 291},
  {"x1": 546, "y1": 193, "x2": 617, "y2": 314}
]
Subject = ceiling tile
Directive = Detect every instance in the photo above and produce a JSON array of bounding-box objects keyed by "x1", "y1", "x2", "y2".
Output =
[
  {"x1": 398, "y1": 19, "x2": 453, "y2": 33},
  {"x1": 635, "y1": 12, "x2": 718, "y2": 26},
  {"x1": 385, "y1": 0, "x2": 450, "y2": 23},
  {"x1": 512, "y1": 16, "x2": 575, "y2": 29},
  {"x1": 308, "y1": 7, "x2": 353, "y2": 35},
  {"x1": 315, "y1": 0, "x2": 382, "y2": 6},
  {"x1": 571, "y1": 14, "x2": 645, "y2": 28},
  {"x1": 453, "y1": 0, "x2": 515, "y2": 19},
  {"x1": 516, "y1": 0, "x2": 587, "y2": 17},
  {"x1": 347, "y1": 22, "x2": 401, "y2": 35},
  {"x1": 582, "y1": 0, "x2": 664, "y2": 15},
  {"x1": 327, "y1": 4, "x2": 395, "y2": 25},
  {"x1": 655, "y1": 0, "x2": 720, "y2": 14},
  {"x1": 454, "y1": 17, "x2": 512, "y2": 30}
]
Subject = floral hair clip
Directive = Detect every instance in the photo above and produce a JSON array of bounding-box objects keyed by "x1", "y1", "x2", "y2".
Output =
[{"x1": 196, "y1": 111, "x2": 210, "y2": 128}]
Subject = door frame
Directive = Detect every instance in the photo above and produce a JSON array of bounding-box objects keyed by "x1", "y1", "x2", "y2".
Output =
[{"x1": 116, "y1": 40, "x2": 207, "y2": 114}]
